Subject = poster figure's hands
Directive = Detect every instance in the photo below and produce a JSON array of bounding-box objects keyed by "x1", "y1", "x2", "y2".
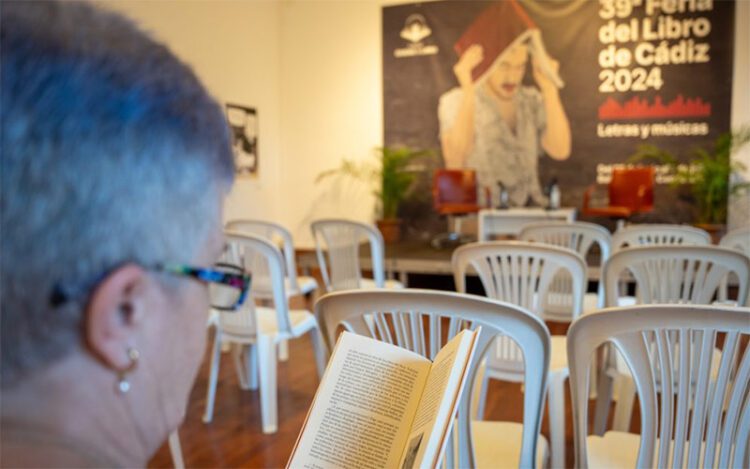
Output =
[
  {"x1": 453, "y1": 44, "x2": 483, "y2": 89},
  {"x1": 534, "y1": 51, "x2": 571, "y2": 160},
  {"x1": 532, "y1": 54, "x2": 560, "y2": 95}
]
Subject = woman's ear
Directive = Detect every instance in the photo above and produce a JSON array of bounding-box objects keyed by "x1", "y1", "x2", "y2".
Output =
[{"x1": 84, "y1": 264, "x2": 148, "y2": 370}]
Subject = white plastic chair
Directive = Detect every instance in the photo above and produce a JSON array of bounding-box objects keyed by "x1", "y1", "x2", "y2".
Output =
[
  {"x1": 612, "y1": 223, "x2": 711, "y2": 251},
  {"x1": 719, "y1": 226, "x2": 750, "y2": 304},
  {"x1": 596, "y1": 245, "x2": 750, "y2": 433},
  {"x1": 310, "y1": 219, "x2": 403, "y2": 291},
  {"x1": 603, "y1": 246, "x2": 750, "y2": 307},
  {"x1": 453, "y1": 241, "x2": 586, "y2": 469},
  {"x1": 609, "y1": 224, "x2": 711, "y2": 310},
  {"x1": 315, "y1": 288, "x2": 550, "y2": 469},
  {"x1": 720, "y1": 226, "x2": 750, "y2": 253},
  {"x1": 568, "y1": 304, "x2": 750, "y2": 469},
  {"x1": 520, "y1": 221, "x2": 612, "y2": 316},
  {"x1": 202, "y1": 232, "x2": 326, "y2": 433},
  {"x1": 226, "y1": 219, "x2": 319, "y2": 360},
  {"x1": 225, "y1": 219, "x2": 318, "y2": 299}
]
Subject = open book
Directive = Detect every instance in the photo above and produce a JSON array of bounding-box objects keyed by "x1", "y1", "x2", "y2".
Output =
[{"x1": 287, "y1": 328, "x2": 480, "y2": 469}]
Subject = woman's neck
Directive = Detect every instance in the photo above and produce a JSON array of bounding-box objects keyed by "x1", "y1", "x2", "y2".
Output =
[
  {"x1": 1, "y1": 423, "x2": 119, "y2": 467},
  {"x1": 483, "y1": 83, "x2": 519, "y2": 134},
  {"x1": 1, "y1": 354, "x2": 150, "y2": 467}
]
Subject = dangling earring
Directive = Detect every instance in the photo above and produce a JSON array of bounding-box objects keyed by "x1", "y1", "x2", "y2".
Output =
[{"x1": 117, "y1": 347, "x2": 140, "y2": 394}]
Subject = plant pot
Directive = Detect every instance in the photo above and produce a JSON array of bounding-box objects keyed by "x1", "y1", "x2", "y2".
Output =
[
  {"x1": 694, "y1": 222, "x2": 726, "y2": 244},
  {"x1": 376, "y1": 218, "x2": 402, "y2": 243}
]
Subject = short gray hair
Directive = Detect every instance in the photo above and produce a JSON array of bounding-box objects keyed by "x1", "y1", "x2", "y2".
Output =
[{"x1": 0, "y1": 1, "x2": 234, "y2": 385}]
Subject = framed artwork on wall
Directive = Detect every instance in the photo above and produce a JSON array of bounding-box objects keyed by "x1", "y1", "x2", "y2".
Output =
[{"x1": 226, "y1": 103, "x2": 258, "y2": 176}]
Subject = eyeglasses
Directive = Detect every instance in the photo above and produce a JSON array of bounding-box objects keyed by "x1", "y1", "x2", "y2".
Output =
[
  {"x1": 50, "y1": 262, "x2": 251, "y2": 312},
  {"x1": 160, "y1": 263, "x2": 251, "y2": 311}
]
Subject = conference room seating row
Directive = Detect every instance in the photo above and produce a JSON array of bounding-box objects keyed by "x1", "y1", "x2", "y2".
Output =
[{"x1": 170, "y1": 219, "x2": 750, "y2": 468}]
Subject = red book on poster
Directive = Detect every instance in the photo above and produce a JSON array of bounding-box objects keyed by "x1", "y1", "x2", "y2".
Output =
[{"x1": 454, "y1": 0, "x2": 536, "y2": 83}]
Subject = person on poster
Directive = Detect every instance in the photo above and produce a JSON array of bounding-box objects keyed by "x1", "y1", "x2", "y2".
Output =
[{"x1": 438, "y1": 1, "x2": 571, "y2": 207}]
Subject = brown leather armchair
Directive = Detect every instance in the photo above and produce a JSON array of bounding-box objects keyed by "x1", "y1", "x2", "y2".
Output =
[
  {"x1": 431, "y1": 169, "x2": 481, "y2": 248},
  {"x1": 582, "y1": 167, "x2": 655, "y2": 227}
]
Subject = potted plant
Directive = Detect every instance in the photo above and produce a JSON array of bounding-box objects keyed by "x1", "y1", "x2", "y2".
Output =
[
  {"x1": 316, "y1": 146, "x2": 433, "y2": 242},
  {"x1": 627, "y1": 127, "x2": 750, "y2": 236}
]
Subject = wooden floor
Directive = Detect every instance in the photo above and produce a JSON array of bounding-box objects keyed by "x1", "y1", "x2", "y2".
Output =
[{"x1": 147, "y1": 313, "x2": 629, "y2": 468}]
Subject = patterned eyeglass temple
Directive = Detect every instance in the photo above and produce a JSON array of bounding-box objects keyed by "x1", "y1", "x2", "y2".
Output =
[
  {"x1": 50, "y1": 262, "x2": 252, "y2": 311},
  {"x1": 159, "y1": 263, "x2": 252, "y2": 311}
]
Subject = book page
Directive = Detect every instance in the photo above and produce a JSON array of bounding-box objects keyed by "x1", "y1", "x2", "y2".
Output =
[
  {"x1": 397, "y1": 328, "x2": 479, "y2": 469},
  {"x1": 288, "y1": 332, "x2": 431, "y2": 469}
]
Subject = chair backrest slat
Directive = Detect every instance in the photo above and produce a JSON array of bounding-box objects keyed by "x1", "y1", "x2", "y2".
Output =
[
  {"x1": 685, "y1": 329, "x2": 715, "y2": 468},
  {"x1": 720, "y1": 349, "x2": 750, "y2": 467},
  {"x1": 654, "y1": 329, "x2": 672, "y2": 469},
  {"x1": 568, "y1": 305, "x2": 750, "y2": 469},
  {"x1": 315, "y1": 289, "x2": 550, "y2": 469},
  {"x1": 311, "y1": 219, "x2": 385, "y2": 292},
  {"x1": 703, "y1": 330, "x2": 739, "y2": 467}
]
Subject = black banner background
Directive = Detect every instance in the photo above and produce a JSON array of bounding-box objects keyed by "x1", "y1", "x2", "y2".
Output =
[{"x1": 383, "y1": 0, "x2": 735, "y2": 235}]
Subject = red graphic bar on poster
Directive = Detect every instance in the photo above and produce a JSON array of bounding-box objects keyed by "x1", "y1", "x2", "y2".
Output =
[{"x1": 598, "y1": 95, "x2": 711, "y2": 120}]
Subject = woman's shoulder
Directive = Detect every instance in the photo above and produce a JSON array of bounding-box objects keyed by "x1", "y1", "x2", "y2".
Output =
[
  {"x1": 437, "y1": 87, "x2": 465, "y2": 128},
  {"x1": 438, "y1": 87, "x2": 463, "y2": 107}
]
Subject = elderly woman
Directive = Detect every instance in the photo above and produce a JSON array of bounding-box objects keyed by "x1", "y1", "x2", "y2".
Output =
[{"x1": 0, "y1": 2, "x2": 246, "y2": 466}]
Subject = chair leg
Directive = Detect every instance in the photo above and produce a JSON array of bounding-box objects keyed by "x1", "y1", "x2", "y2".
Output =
[
  {"x1": 612, "y1": 374, "x2": 636, "y2": 432},
  {"x1": 202, "y1": 330, "x2": 222, "y2": 423},
  {"x1": 168, "y1": 430, "x2": 185, "y2": 469},
  {"x1": 232, "y1": 344, "x2": 250, "y2": 390},
  {"x1": 310, "y1": 328, "x2": 327, "y2": 379},
  {"x1": 257, "y1": 335, "x2": 278, "y2": 434},
  {"x1": 548, "y1": 370, "x2": 567, "y2": 469},
  {"x1": 246, "y1": 344, "x2": 259, "y2": 390},
  {"x1": 278, "y1": 339, "x2": 289, "y2": 362}
]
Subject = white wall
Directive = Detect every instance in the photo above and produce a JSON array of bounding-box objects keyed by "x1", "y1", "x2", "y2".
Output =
[
  {"x1": 278, "y1": 0, "x2": 393, "y2": 247},
  {"x1": 729, "y1": 0, "x2": 750, "y2": 229},
  {"x1": 103, "y1": 0, "x2": 391, "y2": 247},
  {"x1": 101, "y1": 0, "x2": 283, "y2": 223}
]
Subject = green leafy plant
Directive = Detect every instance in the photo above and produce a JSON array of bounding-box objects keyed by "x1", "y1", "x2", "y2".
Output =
[
  {"x1": 316, "y1": 146, "x2": 433, "y2": 220},
  {"x1": 627, "y1": 127, "x2": 750, "y2": 224}
]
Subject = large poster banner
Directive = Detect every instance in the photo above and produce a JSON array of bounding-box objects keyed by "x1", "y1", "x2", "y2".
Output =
[{"x1": 383, "y1": 0, "x2": 735, "y2": 233}]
